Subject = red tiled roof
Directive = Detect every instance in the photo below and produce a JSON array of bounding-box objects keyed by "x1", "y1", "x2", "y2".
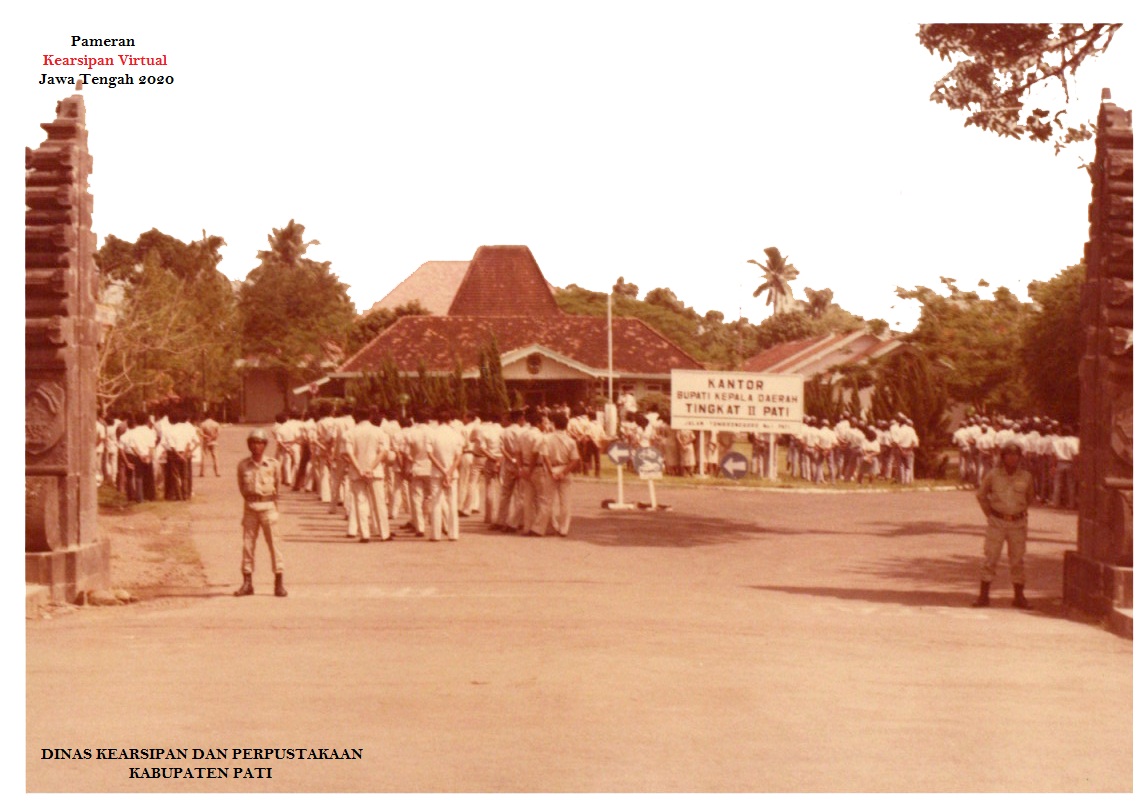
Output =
[
  {"x1": 740, "y1": 333, "x2": 832, "y2": 372},
  {"x1": 338, "y1": 315, "x2": 702, "y2": 376},
  {"x1": 741, "y1": 329, "x2": 899, "y2": 377},
  {"x1": 366, "y1": 261, "x2": 470, "y2": 316},
  {"x1": 447, "y1": 245, "x2": 562, "y2": 316},
  {"x1": 852, "y1": 338, "x2": 904, "y2": 362}
]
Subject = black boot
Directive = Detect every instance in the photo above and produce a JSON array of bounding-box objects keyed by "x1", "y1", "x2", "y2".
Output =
[
  {"x1": 274, "y1": 573, "x2": 288, "y2": 598},
  {"x1": 971, "y1": 581, "x2": 991, "y2": 608},
  {"x1": 1012, "y1": 583, "x2": 1032, "y2": 609},
  {"x1": 234, "y1": 573, "x2": 254, "y2": 597}
]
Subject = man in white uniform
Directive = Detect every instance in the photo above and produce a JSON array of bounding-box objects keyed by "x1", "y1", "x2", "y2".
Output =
[
  {"x1": 344, "y1": 406, "x2": 392, "y2": 542},
  {"x1": 427, "y1": 407, "x2": 465, "y2": 541}
]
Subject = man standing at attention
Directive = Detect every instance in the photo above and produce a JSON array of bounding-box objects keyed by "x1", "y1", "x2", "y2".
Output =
[
  {"x1": 973, "y1": 442, "x2": 1034, "y2": 609},
  {"x1": 494, "y1": 409, "x2": 526, "y2": 533},
  {"x1": 404, "y1": 410, "x2": 434, "y2": 537},
  {"x1": 530, "y1": 412, "x2": 581, "y2": 537},
  {"x1": 478, "y1": 411, "x2": 505, "y2": 525},
  {"x1": 344, "y1": 406, "x2": 391, "y2": 542},
  {"x1": 234, "y1": 429, "x2": 287, "y2": 598},
  {"x1": 427, "y1": 407, "x2": 465, "y2": 541},
  {"x1": 198, "y1": 414, "x2": 222, "y2": 477}
]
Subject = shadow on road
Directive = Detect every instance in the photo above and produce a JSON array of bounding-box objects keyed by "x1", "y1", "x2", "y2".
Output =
[
  {"x1": 865, "y1": 519, "x2": 986, "y2": 538},
  {"x1": 751, "y1": 545, "x2": 1069, "y2": 620},
  {"x1": 748, "y1": 583, "x2": 1066, "y2": 616},
  {"x1": 568, "y1": 509, "x2": 770, "y2": 548}
]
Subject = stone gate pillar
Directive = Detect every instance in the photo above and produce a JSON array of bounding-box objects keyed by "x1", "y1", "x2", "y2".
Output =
[
  {"x1": 1063, "y1": 92, "x2": 1134, "y2": 636},
  {"x1": 25, "y1": 94, "x2": 110, "y2": 602}
]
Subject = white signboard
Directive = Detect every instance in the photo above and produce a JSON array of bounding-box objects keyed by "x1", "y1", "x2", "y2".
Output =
[{"x1": 670, "y1": 370, "x2": 804, "y2": 433}]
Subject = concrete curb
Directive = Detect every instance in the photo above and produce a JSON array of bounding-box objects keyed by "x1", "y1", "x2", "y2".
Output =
[{"x1": 575, "y1": 476, "x2": 974, "y2": 495}]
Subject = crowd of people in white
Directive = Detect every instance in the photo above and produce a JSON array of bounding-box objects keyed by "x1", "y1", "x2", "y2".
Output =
[
  {"x1": 95, "y1": 410, "x2": 220, "y2": 503},
  {"x1": 271, "y1": 402, "x2": 582, "y2": 541},
  {"x1": 93, "y1": 396, "x2": 1080, "y2": 527},
  {"x1": 951, "y1": 414, "x2": 1079, "y2": 508}
]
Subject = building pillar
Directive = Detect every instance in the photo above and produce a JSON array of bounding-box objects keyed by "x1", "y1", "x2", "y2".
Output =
[
  {"x1": 26, "y1": 94, "x2": 110, "y2": 602},
  {"x1": 1063, "y1": 94, "x2": 1133, "y2": 637}
]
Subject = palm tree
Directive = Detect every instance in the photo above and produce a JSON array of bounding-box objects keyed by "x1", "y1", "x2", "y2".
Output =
[{"x1": 749, "y1": 247, "x2": 799, "y2": 315}]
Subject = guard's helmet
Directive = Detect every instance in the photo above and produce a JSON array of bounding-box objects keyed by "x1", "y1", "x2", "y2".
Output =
[
  {"x1": 1000, "y1": 442, "x2": 1023, "y2": 456},
  {"x1": 247, "y1": 428, "x2": 269, "y2": 443}
]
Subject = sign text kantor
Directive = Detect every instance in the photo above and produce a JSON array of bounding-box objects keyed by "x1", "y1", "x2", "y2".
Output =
[{"x1": 669, "y1": 370, "x2": 804, "y2": 433}]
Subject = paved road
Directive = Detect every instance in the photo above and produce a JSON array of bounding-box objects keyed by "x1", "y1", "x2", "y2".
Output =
[{"x1": 27, "y1": 427, "x2": 1132, "y2": 792}]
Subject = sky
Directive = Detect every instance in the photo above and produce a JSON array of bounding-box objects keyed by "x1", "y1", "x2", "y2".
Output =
[{"x1": 9, "y1": 3, "x2": 1136, "y2": 338}]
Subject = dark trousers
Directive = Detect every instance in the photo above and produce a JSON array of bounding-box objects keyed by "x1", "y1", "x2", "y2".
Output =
[
  {"x1": 580, "y1": 440, "x2": 601, "y2": 476},
  {"x1": 128, "y1": 453, "x2": 155, "y2": 502},
  {"x1": 293, "y1": 443, "x2": 311, "y2": 491},
  {"x1": 165, "y1": 452, "x2": 187, "y2": 501}
]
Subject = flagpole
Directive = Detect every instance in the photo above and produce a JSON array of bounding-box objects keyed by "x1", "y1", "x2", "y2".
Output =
[{"x1": 607, "y1": 292, "x2": 613, "y2": 402}]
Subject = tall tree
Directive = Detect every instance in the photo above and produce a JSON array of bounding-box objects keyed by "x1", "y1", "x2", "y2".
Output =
[
  {"x1": 803, "y1": 287, "x2": 834, "y2": 319},
  {"x1": 896, "y1": 277, "x2": 1029, "y2": 412},
  {"x1": 644, "y1": 286, "x2": 690, "y2": 315},
  {"x1": 451, "y1": 355, "x2": 468, "y2": 415},
  {"x1": 238, "y1": 220, "x2": 356, "y2": 393},
  {"x1": 557, "y1": 280, "x2": 869, "y2": 366},
  {"x1": 346, "y1": 300, "x2": 429, "y2": 355},
  {"x1": 94, "y1": 229, "x2": 237, "y2": 412},
  {"x1": 870, "y1": 349, "x2": 952, "y2": 478},
  {"x1": 477, "y1": 337, "x2": 510, "y2": 417},
  {"x1": 612, "y1": 276, "x2": 639, "y2": 299},
  {"x1": 1021, "y1": 262, "x2": 1085, "y2": 422},
  {"x1": 918, "y1": 23, "x2": 1122, "y2": 152},
  {"x1": 749, "y1": 246, "x2": 799, "y2": 315}
]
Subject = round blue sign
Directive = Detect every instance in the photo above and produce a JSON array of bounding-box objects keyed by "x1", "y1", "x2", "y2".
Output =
[{"x1": 633, "y1": 447, "x2": 664, "y2": 478}]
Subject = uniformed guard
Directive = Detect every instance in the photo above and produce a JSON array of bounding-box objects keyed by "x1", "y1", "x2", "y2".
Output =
[
  {"x1": 973, "y1": 441, "x2": 1034, "y2": 609},
  {"x1": 234, "y1": 429, "x2": 287, "y2": 598}
]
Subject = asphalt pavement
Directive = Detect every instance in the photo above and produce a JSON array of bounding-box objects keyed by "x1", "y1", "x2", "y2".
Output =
[{"x1": 26, "y1": 426, "x2": 1132, "y2": 792}]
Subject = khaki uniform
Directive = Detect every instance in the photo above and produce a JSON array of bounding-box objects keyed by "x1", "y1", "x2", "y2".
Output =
[
  {"x1": 237, "y1": 455, "x2": 284, "y2": 576},
  {"x1": 516, "y1": 426, "x2": 543, "y2": 533},
  {"x1": 478, "y1": 421, "x2": 505, "y2": 524},
  {"x1": 976, "y1": 465, "x2": 1033, "y2": 584},
  {"x1": 531, "y1": 431, "x2": 580, "y2": 536},
  {"x1": 496, "y1": 423, "x2": 525, "y2": 529},
  {"x1": 458, "y1": 417, "x2": 481, "y2": 515},
  {"x1": 199, "y1": 418, "x2": 220, "y2": 477}
]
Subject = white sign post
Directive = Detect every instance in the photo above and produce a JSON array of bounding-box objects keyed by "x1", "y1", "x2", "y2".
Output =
[
  {"x1": 605, "y1": 441, "x2": 636, "y2": 511},
  {"x1": 670, "y1": 370, "x2": 805, "y2": 434}
]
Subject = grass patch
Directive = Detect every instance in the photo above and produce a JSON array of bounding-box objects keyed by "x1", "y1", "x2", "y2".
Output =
[
  {"x1": 98, "y1": 484, "x2": 202, "y2": 517},
  {"x1": 97, "y1": 484, "x2": 133, "y2": 513}
]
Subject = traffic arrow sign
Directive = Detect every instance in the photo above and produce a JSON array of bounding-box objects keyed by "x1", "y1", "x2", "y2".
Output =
[
  {"x1": 606, "y1": 441, "x2": 633, "y2": 465},
  {"x1": 720, "y1": 451, "x2": 748, "y2": 480}
]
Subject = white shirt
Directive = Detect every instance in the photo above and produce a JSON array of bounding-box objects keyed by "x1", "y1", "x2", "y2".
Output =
[
  {"x1": 121, "y1": 425, "x2": 158, "y2": 456},
  {"x1": 815, "y1": 427, "x2": 837, "y2": 450},
  {"x1": 428, "y1": 423, "x2": 465, "y2": 478},
  {"x1": 345, "y1": 420, "x2": 390, "y2": 479},
  {"x1": 163, "y1": 421, "x2": 198, "y2": 452},
  {"x1": 477, "y1": 421, "x2": 504, "y2": 460},
  {"x1": 1052, "y1": 435, "x2": 1078, "y2": 461},
  {"x1": 894, "y1": 424, "x2": 920, "y2": 449}
]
